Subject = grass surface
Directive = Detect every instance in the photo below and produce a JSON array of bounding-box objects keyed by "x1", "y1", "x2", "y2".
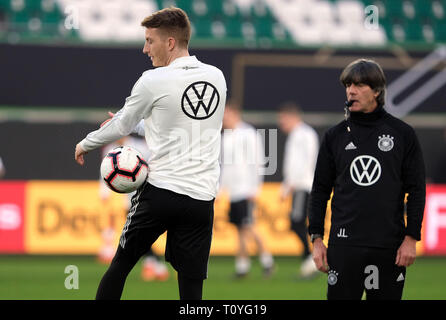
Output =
[{"x1": 0, "y1": 255, "x2": 445, "y2": 300}]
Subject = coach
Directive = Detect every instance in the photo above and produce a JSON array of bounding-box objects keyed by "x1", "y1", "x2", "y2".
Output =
[{"x1": 308, "y1": 59, "x2": 426, "y2": 300}]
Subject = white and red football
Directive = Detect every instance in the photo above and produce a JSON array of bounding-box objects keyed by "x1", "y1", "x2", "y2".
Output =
[{"x1": 100, "y1": 146, "x2": 148, "y2": 193}]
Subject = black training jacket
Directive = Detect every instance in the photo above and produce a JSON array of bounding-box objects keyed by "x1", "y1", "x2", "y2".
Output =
[{"x1": 308, "y1": 105, "x2": 426, "y2": 249}]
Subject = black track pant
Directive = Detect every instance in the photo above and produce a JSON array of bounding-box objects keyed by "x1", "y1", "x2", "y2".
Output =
[
  {"x1": 96, "y1": 182, "x2": 213, "y2": 300},
  {"x1": 326, "y1": 245, "x2": 406, "y2": 300}
]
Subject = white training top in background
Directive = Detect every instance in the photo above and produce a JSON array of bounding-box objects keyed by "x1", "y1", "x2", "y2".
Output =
[
  {"x1": 282, "y1": 122, "x2": 319, "y2": 193},
  {"x1": 220, "y1": 122, "x2": 265, "y2": 202}
]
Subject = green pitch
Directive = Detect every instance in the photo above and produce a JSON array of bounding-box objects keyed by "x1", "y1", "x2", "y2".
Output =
[{"x1": 0, "y1": 255, "x2": 445, "y2": 300}]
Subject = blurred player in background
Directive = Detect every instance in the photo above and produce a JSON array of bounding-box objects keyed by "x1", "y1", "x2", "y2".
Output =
[
  {"x1": 0, "y1": 156, "x2": 5, "y2": 179},
  {"x1": 278, "y1": 102, "x2": 319, "y2": 279},
  {"x1": 98, "y1": 136, "x2": 169, "y2": 282},
  {"x1": 75, "y1": 7, "x2": 227, "y2": 300},
  {"x1": 309, "y1": 59, "x2": 425, "y2": 300},
  {"x1": 219, "y1": 101, "x2": 274, "y2": 278}
]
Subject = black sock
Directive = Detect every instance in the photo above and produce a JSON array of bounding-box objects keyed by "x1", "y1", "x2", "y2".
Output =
[
  {"x1": 178, "y1": 273, "x2": 203, "y2": 300},
  {"x1": 95, "y1": 246, "x2": 138, "y2": 300}
]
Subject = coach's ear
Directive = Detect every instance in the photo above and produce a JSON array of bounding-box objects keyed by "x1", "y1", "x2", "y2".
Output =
[{"x1": 374, "y1": 87, "x2": 384, "y2": 98}]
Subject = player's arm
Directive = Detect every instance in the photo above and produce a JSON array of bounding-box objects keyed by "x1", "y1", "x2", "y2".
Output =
[
  {"x1": 308, "y1": 132, "x2": 335, "y2": 234},
  {"x1": 218, "y1": 133, "x2": 230, "y2": 195},
  {"x1": 308, "y1": 132, "x2": 335, "y2": 273},
  {"x1": 280, "y1": 137, "x2": 295, "y2": 200},
  {"x1": 396, "y1": 129, "x2": 426, "y2": 266},
  {"x1": 251, "y1": 130, "x2": 265, "y2": 202},
  {"x1": 75, "y1": 78, "x2": 153, "y2": 165},
  {"x1": 101, "y1": 112, "x2": 145, "y2": 136}
]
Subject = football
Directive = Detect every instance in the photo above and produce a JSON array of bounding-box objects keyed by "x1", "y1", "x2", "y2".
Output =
[{"x1": 100, "y1": 146, "x2": 148, "y2": 193}]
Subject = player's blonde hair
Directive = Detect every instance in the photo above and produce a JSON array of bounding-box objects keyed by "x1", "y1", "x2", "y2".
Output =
[{"x1": 141, "y1": 7, "x2": 191, "y2": 48}]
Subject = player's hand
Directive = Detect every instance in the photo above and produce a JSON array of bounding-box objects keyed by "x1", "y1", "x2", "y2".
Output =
[
  {"x1": 395, "y1": 235, "x2": 417, "y2": 267},
  {"x1": 100, "y1": 111, "x2": 115, "y2": 127},
  {"x1": 279, "y1": 186, "x2": 293, "y2": 202},
  {"x1": 279, "y1": 190, "x2": 290, "y2": 202},
  {"x1": 100, "y1": 196, "x2": 111, "y2": 204},
  {"x1": 75, "y1": 143, "x2": 87, "y2": 166},
  {"x1": 312, "y1": 238, "x2": 329, "y2": 273}
]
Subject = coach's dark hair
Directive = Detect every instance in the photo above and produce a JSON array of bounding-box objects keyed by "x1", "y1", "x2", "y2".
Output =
[
  {"x1": 141, "y1": 7, "x2": 191, "y2": 48},
  {"x1": 340, "y1": 59, "x2": 386, "y2": 107}
]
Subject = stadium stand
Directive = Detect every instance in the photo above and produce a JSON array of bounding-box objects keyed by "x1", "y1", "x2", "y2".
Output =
[{"x1": 0, "y1": 0, "x2": 444, "y2": 46}]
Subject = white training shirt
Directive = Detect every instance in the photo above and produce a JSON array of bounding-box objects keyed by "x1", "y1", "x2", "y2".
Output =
[
  {"x1": 220, "y1": 122, "x2": 264, "y2": 202},
  {"x1": 80, "y1": 55, "x2": 227, "y2": 201},
  {"x1": 282, "y1": 122, "x2": 319, "y2": 193}
]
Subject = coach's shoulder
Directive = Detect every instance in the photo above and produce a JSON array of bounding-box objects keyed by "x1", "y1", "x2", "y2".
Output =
[
  {"x1": 316, "y1": 121, "x2": 345, "y2": 150},
  {"x1": 384, "y1": 110, "x2": 416, "y2": 135},
  {"x1": 383, "y1": 110, "x2": 420, "y2": 151},
  {"x1": 326, "y1": 120, "x2": 347, "y2": 137}
]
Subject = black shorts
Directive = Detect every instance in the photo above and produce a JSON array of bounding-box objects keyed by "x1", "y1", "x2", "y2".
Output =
[
  {"x1": 228, "y1": 199, "x2": 254, "y2": 227},
  {"x1": 326, "y1": 245, "x2": 406, "y2": 300},
  {"x1": 290, "y1": 190, "x2": 309, "y2": 231},
  {"x1": 119, "y1": 182, "x2": 214, "y2": 280}
]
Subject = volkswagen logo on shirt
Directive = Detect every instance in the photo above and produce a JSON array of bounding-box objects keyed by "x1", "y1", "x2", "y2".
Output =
[
  {"x1": 350, "y1": 155, "x2": 381, "y2": 186},
  {"x1": 181, "y1": 81, "x2": 220, "y2": 120}
]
